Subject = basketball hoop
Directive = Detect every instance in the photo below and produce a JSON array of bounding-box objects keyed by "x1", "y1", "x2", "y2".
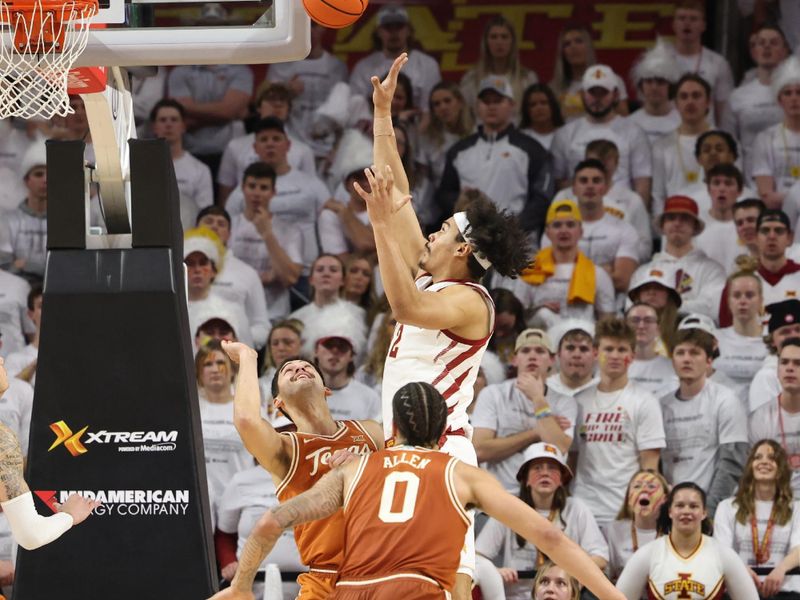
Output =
[{"x1": 0, "y1": 0, "x2": 99, "y2": 119}]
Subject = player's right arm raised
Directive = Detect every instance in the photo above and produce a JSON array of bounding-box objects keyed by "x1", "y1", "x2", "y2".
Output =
[
  {"x1": 222, "y1": 341, "x2": 291, "y2": 477},
  {"x1": 455, "y1": 462, "x2": 625, "y2": 600}
]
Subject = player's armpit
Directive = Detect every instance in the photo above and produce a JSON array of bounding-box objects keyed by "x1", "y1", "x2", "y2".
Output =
[
  {"x1": 393, "y1": 283, "x2": 490, "y2": 338},
  {"x1": 0, "y1": 423, "x2": 28, "y2": 502}
]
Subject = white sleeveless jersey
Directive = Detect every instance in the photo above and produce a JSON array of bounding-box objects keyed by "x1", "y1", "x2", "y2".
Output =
[
  {"x1": 646, "y1": 536, "x2": 726, "y2": 600},
  {"x1": 381, "y1": 275, "x2": 494, "y2": 442}
]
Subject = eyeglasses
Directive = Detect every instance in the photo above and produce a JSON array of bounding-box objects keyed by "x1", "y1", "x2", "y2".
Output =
[{"x1": 627, "y1": 316, "x2": 658, "y2": 325}]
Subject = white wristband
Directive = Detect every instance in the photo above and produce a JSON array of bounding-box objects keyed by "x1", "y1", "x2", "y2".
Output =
[{"x1": 1, "y1": 491, "x2": 73, "y2": 550}]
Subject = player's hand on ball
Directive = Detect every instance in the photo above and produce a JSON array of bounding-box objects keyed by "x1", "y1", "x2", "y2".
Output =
[
  {"x1": 58, "y1": 494, "x2": 101, "y2": 525},
  {"x1": 221, "y1": 341, "x2": 257, "y2": 364}
]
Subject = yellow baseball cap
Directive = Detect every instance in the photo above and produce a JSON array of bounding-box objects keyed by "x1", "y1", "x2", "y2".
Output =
[{"x1": 546, "y1": 199, "x2": 582, "y2": 225}]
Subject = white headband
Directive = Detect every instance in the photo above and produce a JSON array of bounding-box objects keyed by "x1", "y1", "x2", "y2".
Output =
[{"x1": 453, "y1": 211, "x2": 492, "y2": 270}]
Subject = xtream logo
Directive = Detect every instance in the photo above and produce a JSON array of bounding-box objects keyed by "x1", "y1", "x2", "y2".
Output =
[
  {"x1": 35, "y1": 489, "x2": 190, "y2": 517},
  {"x1": 48, "y1": 420, "x2": 178, "y2": 457}
]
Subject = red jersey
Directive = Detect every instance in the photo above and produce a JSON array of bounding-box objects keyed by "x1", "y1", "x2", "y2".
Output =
[
  {"x1": 338, "y1": 446, "x2": 470, "y2": 591},
  {"x1": 276, "y1": 420, "x2": 379, "y2": 570}
]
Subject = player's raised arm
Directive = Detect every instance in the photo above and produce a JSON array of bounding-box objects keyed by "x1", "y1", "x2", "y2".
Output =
[
  {"x1": 207, "y1": 466, "x2": 349, "y2": 600},
  {"x1": 370, "y1": 52, "x2": 426, "y2": 273},
  {"x1": 456, "y1": 462, "x2": 625, "y2": 600},
  {"x1": 222, "y1": 341, "x2": 291, "y2": 477}
]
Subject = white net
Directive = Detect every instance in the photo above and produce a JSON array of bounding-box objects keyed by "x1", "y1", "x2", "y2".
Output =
[{"x1": 0, "y1": 0, "x2": 97, "y2": 119}]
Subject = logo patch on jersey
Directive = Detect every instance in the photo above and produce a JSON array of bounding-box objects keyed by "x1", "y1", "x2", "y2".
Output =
[
  {"x1": 352, "y1": 435, "x2": 365, "y2": 443},
  {"x1": 664, "y1": 573, "x2": 704, "y2": 598}
]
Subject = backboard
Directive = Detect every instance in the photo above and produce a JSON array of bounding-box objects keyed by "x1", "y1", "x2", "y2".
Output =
[{"x1": 2, "y1": 0, "x2": 310, "y2": 67}]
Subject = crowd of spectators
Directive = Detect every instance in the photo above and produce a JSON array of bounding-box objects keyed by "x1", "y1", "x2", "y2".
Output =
[{"x1": 4, "y1": 1, "x2": 800, "y2": 597}]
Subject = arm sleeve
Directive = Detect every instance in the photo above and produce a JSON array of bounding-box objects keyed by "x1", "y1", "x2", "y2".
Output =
[
  {"x1": 707, "y1": 442, "x2": 749, "y2": 517},
  {"x1": 317, "y1": 209, "x2": 348, "y2": 255},
  {"x1": 594, "y1": 267, "x2": 617, "y2": 315},
  {"x1": 750, "y1": 129, "x2": 775, "y2": 178},
  {"x1": 243, "y1": 267, "x2": 270, "y2": 349},
  {"x1": 629, "y1": 125, "x2": 653, "y2": 179},
  {"x1": 615, "y1": 223, "x2": 641, "y2": 261},
  {"x1": 227, "y1": 66, "x2": 254, "y2": 95},
  {"x1": 720, "y1": 545, "x2": 761, "y2": 600},
  {"x1": 470, "y1": 387, "x2": 501, "y2": 432},
  {"x1": 217, "y1": 139, "x2": 240, "y2": 188},
  {"x1": 633, "y1": 392, "x2": 666, "y2": 450},
  {"x1": 712, "y1": 498, "x2": 736, "y2": 548},
  {"x1": 549, "y1": 129, "x2": 570, "y2": 182},
  {"x1": 296, "y1": 141, "x2": 317, "y2": 175},
  {"x1": 651, "y1": 141, "x2": 667, "y2": 221},
  {"x1": 679, "y1": 259, "x2": 726, "y2": 321},
  {"x1": 571, "y1": 500, "x2": 609, "y2": 560},
  {"x1": 167, "y1": 68, "x2": 191, "y2": 98},
  {"x1": 1, "y1": 492, "x2": 74, "y2": 551},
  {"x1": 195, "y1": 161, "x2": 214, "y2": 211},
  {"x1": 615, "y1": 543, "x2": 653, "y2": 600},
  {"x1": 475, "y1": 516, "x2": 508, "y2": 559}
]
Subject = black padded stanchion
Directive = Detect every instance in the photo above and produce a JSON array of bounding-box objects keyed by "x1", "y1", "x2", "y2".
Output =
[{"x1": 13, "y1": 139, "x2": 218, "y2": 600}]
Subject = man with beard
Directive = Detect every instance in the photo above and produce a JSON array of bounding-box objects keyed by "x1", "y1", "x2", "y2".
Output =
[{"x1": 551, "y1": 65, "x2": 652, "y2": 206}]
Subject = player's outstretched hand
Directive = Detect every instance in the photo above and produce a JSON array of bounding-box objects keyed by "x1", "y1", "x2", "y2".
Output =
[
  {"x1": 221, "y1": 341, "x2": 258, "y2": 364},
  {"x1": 371, "y1": 52, "x2": 409, "y2": 115},
  {"x1": 0, "y1": 358, "x2": 8, "y2": 396},
  {"x1": 354, "y1": 165, "x2": 411, "y2": 227},
  {"x1": 207, "y1": 588, "x2": 255, "y2": 600},
  {"x1": 58, "y1": 494, "x2": 101, "y2": 525}
]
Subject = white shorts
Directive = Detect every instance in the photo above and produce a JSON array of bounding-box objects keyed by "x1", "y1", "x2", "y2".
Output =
[{"x1": 439, "y1": 434, "x2": 476, "y2": 579}]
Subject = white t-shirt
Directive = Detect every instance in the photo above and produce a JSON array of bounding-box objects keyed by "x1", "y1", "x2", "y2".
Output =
[
  {"x1": 212, "y1": 253, "x2": 270, "y2": 347},
  {"x1": 317, "y1": 206, "x2": 371, "y2": 256},
  {"x1": 217, "y1": 131, "x2": 316, "y2": 191},
  {"x1": 727, "y1": 78, "x2": 784, "y2": 179},
  {"x1": 545, "y1": 374, "x2": 599, "y2": 398},
  {"x1": 748, "y1": 355, "x2": 779, "y2": 414},
  {"x1": 0, "y1": 269, "x2": 29, "y2": 358},
  {"x1": 198, "y1": 398, "x2": 252, "y2": 509},
  {"x1": 225, "y1": 168, "x2": 328, "y2": 271},
  {"x1": 227, "y1": 214, "x2": 303, "y2": 321},
  {"x1": 671, "y1": 46, "x2": 735, "y2": 110},
  {"x1": 266, "y1": 50, "x2": 349, "y2": 156},
  {"x1": 580, "y1": 214, "x2": 641, "y2": 267},
  {"x1": 188, "y1": 292, "x2": 253, "y2": 348},
  {"x1": 714, "y1": 328, "x2": 768, "y2": 407},
  {"x1": 476, "y1": 497, "x2": 608, "y2": 600},
  {"x1": 751, "y1": 123, "x2": 800, "y2": 192},
  {"x1": 326, "y1": 379, "x2": 381, "y2": 423},
  {"x1": 714, "y1": 497, "x2": 800, "y2": 593},
  {"x1": 520, "y1": 128, "x2": 555, "y2": 150},
  {"x1": 604, "y1": 520, "x2": 658, "y2": 582},
  {"x1": 652, "y1": 130, "x2": 703, "y2": 219},
  {"x1": 0, "y1": 379, "x2": 32, "y2": 455},
  {"x1": 471, "y1": 379, "x2": 577, "y2": 491},
  {"x1": 749, "y1": 397, "x2": 800, "y2": 494},
  {"x1": 693, "y1": 214, "x2": 742, "y2": 274},
  {"x1": 626, "y1": 107, "x2": 681, "y2": 146},
  {"x1": 173, "y1": 151, "x2": 213, "y2": 232},
  {"x1": 659, "y1": 380, "x2": 748, "y2": 491},
  {"x1": 3, "y1": 343, "x2": 37, "y2": 387},
  {"x1": 553, "y1": 185, "x2": 652, "y2": 261},
  {"x1": 628, "y1": 356, "x2": 678, "y2": 400},
  {"x1": 551, "y1": 115, "x2": 652, "y2": 188},
  {"x1": 572, "y1": 382, "x2": 666, "y2": 525}
]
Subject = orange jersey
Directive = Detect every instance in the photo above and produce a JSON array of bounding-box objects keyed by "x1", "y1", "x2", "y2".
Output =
[
  {"x1": 276, "y1": 420, "x2": 379, "y2": 570},
  {"x1": 338, "y1": 446, "x2": 470, "y2": 591}
]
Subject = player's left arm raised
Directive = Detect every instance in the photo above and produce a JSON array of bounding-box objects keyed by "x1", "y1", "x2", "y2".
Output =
[{"x1": 354, "y1": 166, "x2": 488, "y2": 334}]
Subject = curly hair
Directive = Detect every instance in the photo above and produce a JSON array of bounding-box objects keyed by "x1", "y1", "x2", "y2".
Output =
[
  {"x1": 456, "y1": 190, "x2": 532, "y2": 279},
  {"x1": 734, "y1": 440, "x2": 794, "y2": 526},
  {"x1": 392, "y1": 382, "x2": 448, "y2": 447}
]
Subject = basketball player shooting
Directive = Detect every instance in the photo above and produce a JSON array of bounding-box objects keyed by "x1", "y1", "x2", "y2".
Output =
[
  {"x1": 0, "y1": 359, "x2": 99, "y2": 551},
  {"x1": 207, "y1": 382, "x2": 625, "y2": 600},
  {"x1": 353, "y1": 53, "x2": 532, "y2": 598}
]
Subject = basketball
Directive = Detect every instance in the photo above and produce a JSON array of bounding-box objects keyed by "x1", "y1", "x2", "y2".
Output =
[{"x1": 302, "y1": 0, "x2": 367, "y2": 29}]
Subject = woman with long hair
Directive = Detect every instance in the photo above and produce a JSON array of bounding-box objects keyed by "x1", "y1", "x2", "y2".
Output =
[
  {"x1": 488, "y1": 287, "x2": 526, "y2": 376},
  {"x1": 289, "y1": 253, "x2": 366, "y2": 326},
  {"x1": 258, "y1": 319, "x2": 303, "y2": 428},
  {"x1": 195, "y1": 340, "x2": 251, "y2": 510},
  {"x1": 715, "y1": 262, "x2": 768, "y2": 404},
  {"x1": 355, "y1": 310, "x2": 396, "y2": 392},
  {"x1": 605, "y1": 470, "x2": 669, "y2": 581},
  {"x1": 460, "y1": 15, "x2": 538, "y2": 108},
  {"x1": 475, "y1": 444, "x2": 607, "y2": 600},
  {"x1": 519, "y1": 83, "x2": 564, "y2": 150},
  {"x1": 342, "y1": 253, "x2": 377, "y2": 313},
  {"x1": 531, "y1": 561, "x2": 580, "y2": 600},
  {"x1": 549, "y1": 24, "x2": 628, "y2": 121},
  {"x1": 617, "y1": 482, "x2": 759, "y2": 599},
  {"x1": 714, "y1": 440, "x2": 800, "y2": 597},
  {"x1": 627, "y1": 272, "x2": 682, "y2": 353}
]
